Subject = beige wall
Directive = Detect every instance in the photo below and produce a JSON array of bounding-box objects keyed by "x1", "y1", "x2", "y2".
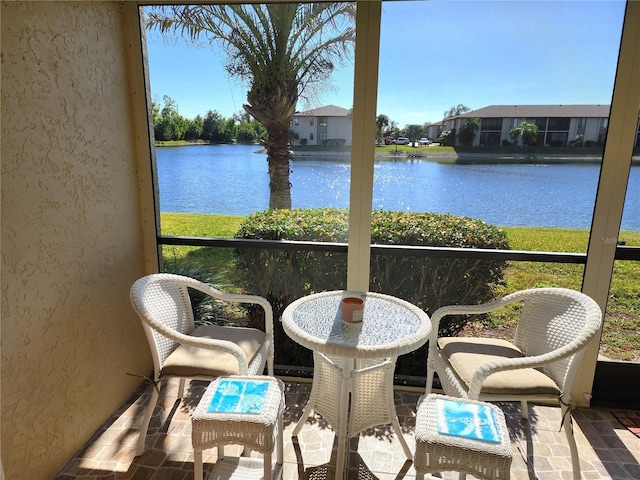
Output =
[{"x1": 1, "y1": 2, "x2": 153, "y2": 478}]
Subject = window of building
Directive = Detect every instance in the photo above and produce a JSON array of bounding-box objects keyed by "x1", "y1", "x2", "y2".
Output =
[
  {"x1": 481, "y1": 118, "x2": 502, "y2": 131},
  {"x1": 546, "y1": 131, "x2": 569, "y2": 146},
  {"x1": 319, "y1": 117, "x2": 327, "y2": 126},
  {"x1": 479, "y1": 132, "x2": 501, "y2": 146},
  {"x1": 547, "y1": 117, "x2": 571, "y2": 130}
]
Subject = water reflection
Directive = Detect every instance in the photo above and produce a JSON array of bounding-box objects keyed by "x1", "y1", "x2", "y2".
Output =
[{"x1": 156, "y1": 145, "x2": 639, "y2": 230}]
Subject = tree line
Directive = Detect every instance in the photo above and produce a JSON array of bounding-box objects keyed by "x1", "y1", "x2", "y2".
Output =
[
  {"x1": 376, "y1": 105, "x2": 474, "y2": 146},
  {"x1": 152, "y1": 95, "x2": 267, "y2": 144}
]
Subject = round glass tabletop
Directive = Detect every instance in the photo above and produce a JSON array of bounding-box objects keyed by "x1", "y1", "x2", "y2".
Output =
[{"x1": 281, "y1": 290, "x2": 431, "y2": 359}]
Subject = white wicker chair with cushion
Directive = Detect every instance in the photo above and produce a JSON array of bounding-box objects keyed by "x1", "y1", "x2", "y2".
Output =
[
  {"x1": 425, "y1": 287, "x2": 602, "y2": 480},
  {"x1": 130, "y1": 273, "x2": 274, "y2": 455}
]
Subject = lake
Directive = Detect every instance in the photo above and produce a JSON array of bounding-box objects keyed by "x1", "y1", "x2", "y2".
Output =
[{"x1": 156, "y1": 144, "x2": 640, "y2": 231}]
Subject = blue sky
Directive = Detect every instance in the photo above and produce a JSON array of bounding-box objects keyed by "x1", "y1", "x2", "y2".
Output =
[{"x1": 145, "y1": 1, "x2": 626, "y2": 128}]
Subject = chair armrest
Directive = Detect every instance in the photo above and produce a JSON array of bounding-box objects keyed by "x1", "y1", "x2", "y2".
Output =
[
  {"x1": 427, "y1": 295, "x2": 525, "y2": 362},
  {"x1": 187, "y1": 280, "x2": 275, "y2": 338},
  {"x1": 466, "y1": 334, "x2": 595, "y2": 399}
]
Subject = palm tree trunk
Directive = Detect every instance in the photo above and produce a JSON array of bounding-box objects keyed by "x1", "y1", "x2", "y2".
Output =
[
  {"x1": 244, "y1": 83, "x2": 296, "y2": 210},
  {"x1": 263, "y1": 129, "x2": 292, "y2": 210}
]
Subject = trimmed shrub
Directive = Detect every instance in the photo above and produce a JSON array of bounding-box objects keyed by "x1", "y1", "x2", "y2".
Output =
[
  {"x1": 233, "y1": 208, "x2": 509, "y2": 371},
  {"x1": 437, "y1": 129, "x2": 456, "y2": 147}
]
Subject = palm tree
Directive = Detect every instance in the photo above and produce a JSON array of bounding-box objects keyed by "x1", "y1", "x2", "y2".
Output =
[
  {"x1": 376, "y1": 114, "x2": 389, "y2": 145},
  {"x1": 443, "y1": 104, "x2": 471, "y2": 119},
  {"x1": 509, "y1": 120, "x2": 538, "y2": 147},
  {"x1": 146, "y1": 4, "x2": 355, "y2": 209}
]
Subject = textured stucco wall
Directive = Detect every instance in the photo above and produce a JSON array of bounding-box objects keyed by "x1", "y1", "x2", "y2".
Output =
[{"x1": 1, "y1": 2, "x2": 152, "y2": 478}]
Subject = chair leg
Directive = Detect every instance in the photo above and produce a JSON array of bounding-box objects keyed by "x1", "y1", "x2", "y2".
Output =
[
  {"x1": 292, "y1": 397, "x2": 314, "y2": 436},
  {"x1": 135, "y1": 384, "x2": 159, "y2": 456},
  {"x1": 425, "y1": 368, "x2": 434, "y2": 394},
  {"x1": 562, "y1": 405, "x2": 581, "y2": 480}
]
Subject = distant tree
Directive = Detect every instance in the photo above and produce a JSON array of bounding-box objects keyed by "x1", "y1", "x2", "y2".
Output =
[
  {"x1": 457, "y1": 117, "x2": 479, "y2": 147},
  {"x1": 185, "y1": 115, "x2": 204, "y2": 141},
  {"x1": 233, "y1": 110, "x2": 253, "y2": 124},
  {"x1": 237, "y1": 118, "x2": 266, "y2": 143},
  {"x1": 146, "y1": 3, "x2": 356, "y2": 209},
  {"x1": 443, "y1": 104, "x2": 471, "y2": 119},
  {"x1": 387, "y1": 120, "x2": 399, "y2": 140},
  {"x1": 153, "y1": 95, "x2": 189, "y2": 141},
  {"x1": 376, "y1": 114, "x2": 389, "y2": 145},
  {"x1": 222, "y1": 118, "x2": 236, "y2": 143},
  {"x1": 202, "y1": 110, "x2": 226, "y2": 143},
  {"x1": 405, "y1": 124, "x2": 423, "y2": 147},
  {"x1": 509, "y1": 120, "x2": 538, "y2": 147}
]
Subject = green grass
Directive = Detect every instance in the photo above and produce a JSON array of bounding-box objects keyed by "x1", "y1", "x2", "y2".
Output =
[
  {"x1": 159, "y1": 213, "x2": 640, "y2": 361},
  {"x1": 160, "y1": 213, "x2": 245, "y2": 285}
]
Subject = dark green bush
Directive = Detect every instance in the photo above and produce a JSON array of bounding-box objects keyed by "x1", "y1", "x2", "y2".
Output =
[
  {"x1": 233, "y1": 209, "x2": 509, "y2": 372},
  {"x1": 161, "y1": 259, "x2": 237, "y2": 327},
  {"x1": 437, "y1": 128, "x2": 456, "y2": 147},
  {"x1": 233, "y1": 208, "x2": 349, "y2": 367}
]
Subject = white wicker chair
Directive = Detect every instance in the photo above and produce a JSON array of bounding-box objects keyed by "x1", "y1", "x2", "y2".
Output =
[
  {"x1": 425, "y1": 287, "x2": 602, "y2": 480},
  {"x1": 130, "y1": 273, "x2": 274, "y2": 455}
]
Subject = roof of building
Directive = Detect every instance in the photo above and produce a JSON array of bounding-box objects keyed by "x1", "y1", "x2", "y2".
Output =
[
  {"x1": 295, "y1": 104, "x2": 351, "y2": 117},
  {"x1": 459, "y1": 104, "x2": 611, "y2": 119}
]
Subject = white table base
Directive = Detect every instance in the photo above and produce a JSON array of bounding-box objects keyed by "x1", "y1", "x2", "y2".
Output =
[{"x1": 293, "y1": 352, "x2": 412, "y2": 476}]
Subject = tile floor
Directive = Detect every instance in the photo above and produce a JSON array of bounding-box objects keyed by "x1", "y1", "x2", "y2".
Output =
[{"x1": 56, "y1": 377, "x2": 640, "y2": 480}]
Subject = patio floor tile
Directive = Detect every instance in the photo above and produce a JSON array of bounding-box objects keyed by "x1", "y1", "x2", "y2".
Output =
[{"x1": 56, "y1": 378, "x2": 640, "y2": 480}]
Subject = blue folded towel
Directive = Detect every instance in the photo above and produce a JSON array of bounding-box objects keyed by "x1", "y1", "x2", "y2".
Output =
[
  {"x1": 208, "y1": 379, "x2": 270, "y2": 414},
  {"x1": 436, "y1": 399, "x2": 501, "y2": 443}
]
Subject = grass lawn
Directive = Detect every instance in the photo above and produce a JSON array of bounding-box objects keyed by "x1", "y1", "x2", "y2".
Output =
[{"x1": 160, "y1": 213, "x2": 639, "y2": 361}]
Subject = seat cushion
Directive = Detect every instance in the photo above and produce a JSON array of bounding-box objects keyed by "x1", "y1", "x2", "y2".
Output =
[
  {"x1": 438, "y1": 337, "x2": 561, "y2": 397},
  {"x1": 160, "y1": 324, "x2": 266, "y2": 378}
]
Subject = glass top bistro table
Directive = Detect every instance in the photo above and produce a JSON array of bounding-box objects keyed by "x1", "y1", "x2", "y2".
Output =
[{"x1": 281, "y1": 290, "x2": 431, "y2": 477}]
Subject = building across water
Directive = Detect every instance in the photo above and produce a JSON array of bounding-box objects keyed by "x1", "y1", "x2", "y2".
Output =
[{"x1": 291, "y1": 103, "x2": 640, "y2": 148}]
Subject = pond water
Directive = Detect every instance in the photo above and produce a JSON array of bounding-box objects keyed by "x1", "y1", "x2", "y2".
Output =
[{"x1": 156, "y1": 144, "x2": 640, "y2": 230}]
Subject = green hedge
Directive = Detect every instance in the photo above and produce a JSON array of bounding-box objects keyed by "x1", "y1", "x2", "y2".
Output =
[{"x1": 233, "y1": 208, "x2": 509, "y2": 373}]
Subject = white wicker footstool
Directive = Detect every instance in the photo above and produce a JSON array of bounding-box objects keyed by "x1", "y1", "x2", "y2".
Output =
[
  {"x1": 414, "y1": 394, "x2": 512, "y2": 480},
  {"x1": 192, "y1": 376, "x2": 284, "y2": 480}
]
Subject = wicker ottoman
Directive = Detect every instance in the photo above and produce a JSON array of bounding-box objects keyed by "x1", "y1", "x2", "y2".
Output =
[
  {"x1": 414, "y1": 394, "x2": 512, "y2": 480},
  {"x1": 192, "y1": 376, "x2": 284, "y2": 480}
]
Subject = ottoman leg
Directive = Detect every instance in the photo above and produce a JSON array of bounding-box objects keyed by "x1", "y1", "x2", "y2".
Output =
[
  {"x1": 277, "y1": 410, "x2": 284, "y2": 465},
  {"x1": 264, "y1": 453, "x2": 272, "y2": 480},
  {"x1": 193, "y1": 449, "x2": 203, "y2": 480}
]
